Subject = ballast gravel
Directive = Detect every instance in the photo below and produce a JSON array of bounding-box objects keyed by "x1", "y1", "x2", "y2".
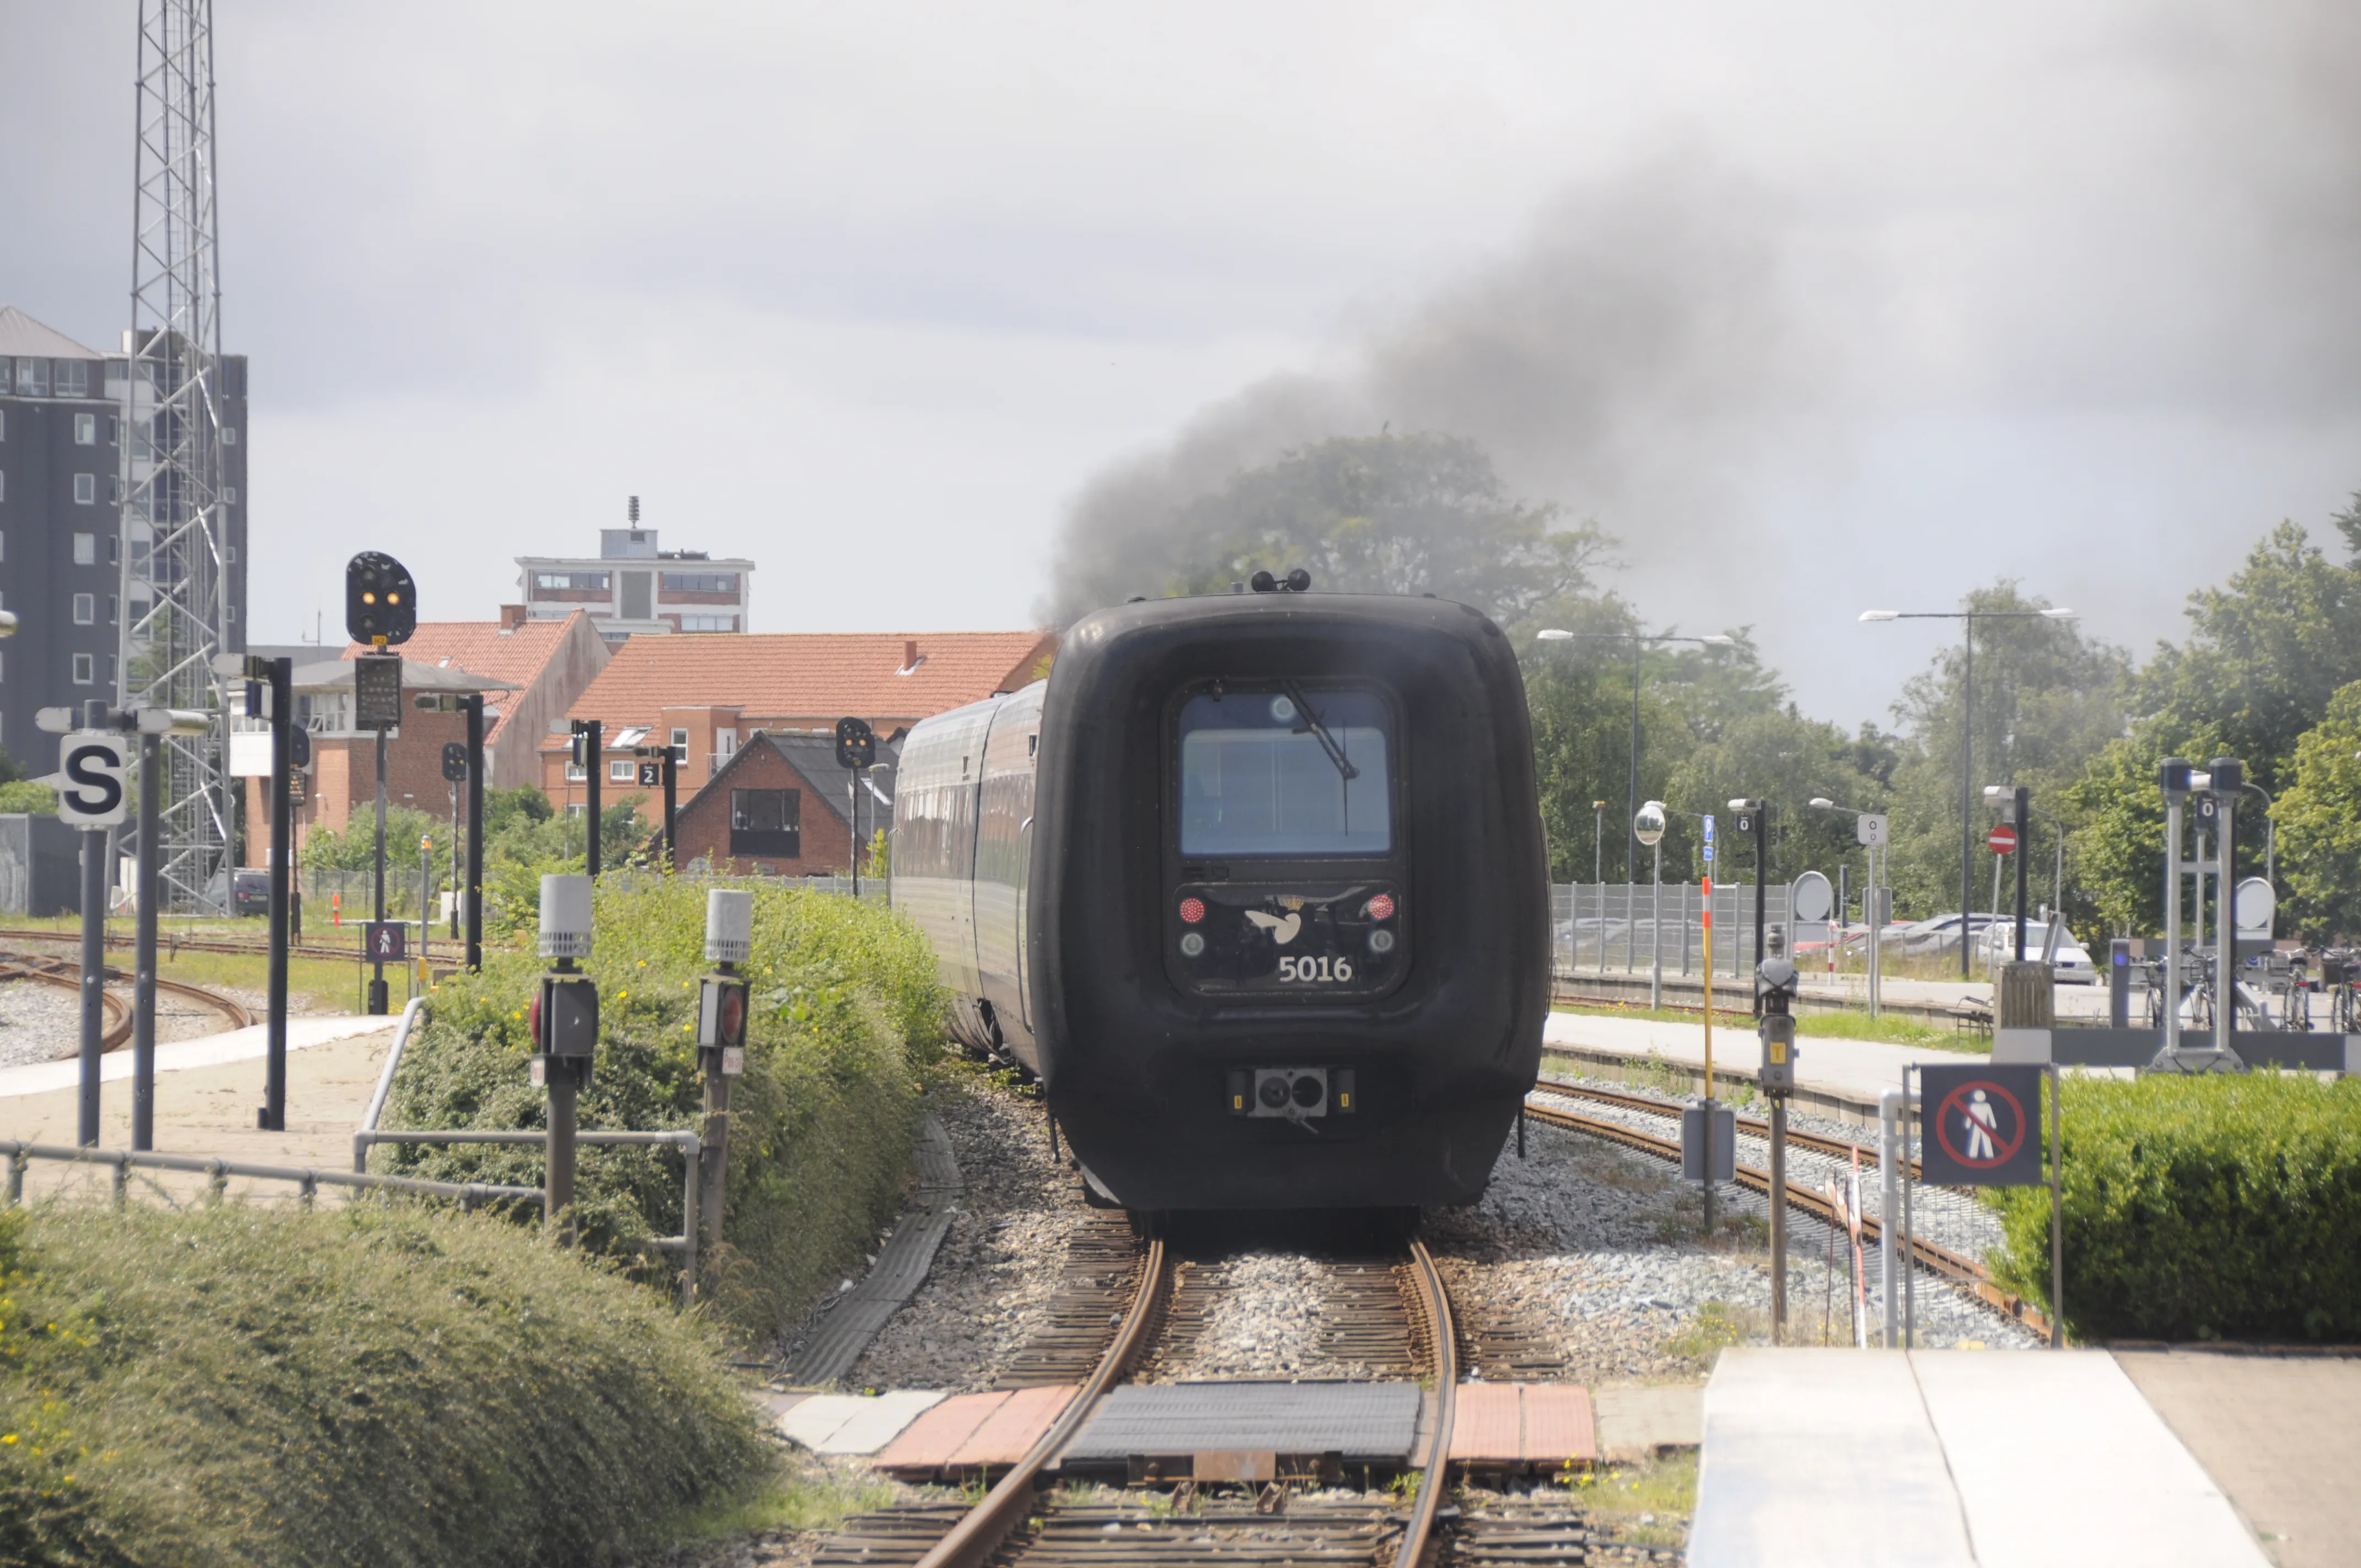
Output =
[{"x1": 787, "y1": 1063, "x2": 1091, "y2": 1392}]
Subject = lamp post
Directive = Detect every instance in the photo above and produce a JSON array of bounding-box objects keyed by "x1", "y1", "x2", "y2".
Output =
[
  {"x1": 1636, "y1": 801, "x2": 1667, "y2": 1007},
  {"x1": 1539, "y1": 628, "x2": 1737, "y2": 888},
  {"x1": 1809, "y1": 795, "x2": 1889, "y2": 1019},
  {"x1": 1859, "y1": 605, "x2": 2077, "y2": 977},
  {"x1": 1592, "y1": 800, "x2": 1606, "y2": 885}
]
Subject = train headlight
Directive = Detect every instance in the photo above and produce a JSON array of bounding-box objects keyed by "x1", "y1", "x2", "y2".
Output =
[
  {"x1": 1180, "y1": 932, "x2": 1206, "y2": 957},
  {"x1": 1369, "y1": 929, "x2": 1396, "y2": 954},
  {"x1": 1258, "y1": 1075, "x2": 1290, "y2": 1109}
]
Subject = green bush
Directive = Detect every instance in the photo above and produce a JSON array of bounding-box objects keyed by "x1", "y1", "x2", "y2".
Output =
[
  {"x1": 385, "y1": 876, "x2": 945, "y2": 1340},
  {"x1": 0, "y1": 1204, "x2": 768, "y2": 1568},
  {"x1": 1989, "y1": 1073, "x2": 2361, "y2": 1342}
]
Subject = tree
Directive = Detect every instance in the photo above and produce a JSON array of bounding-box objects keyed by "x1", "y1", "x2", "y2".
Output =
[
  {"x1": 1162, "y1": 432, "x2": 1614, "y2": 629},
  {"x1": 2069, "y1": 517, "x2": 2361, "y2": 933},
  {"x1": 1878, "y1": 582, "x2": 2131, "y2": 926},
  {"x1": 2260, "y1": 680, "x2": 2361, "y2": 940}
]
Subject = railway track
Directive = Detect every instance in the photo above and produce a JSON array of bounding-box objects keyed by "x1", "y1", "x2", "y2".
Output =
[
  {"x1": 1524, "y1": 1077, "x2": 2052, "y2": 1341},
  {"x1": 0, "y1": 924, "x2": 466, "y2": 965},
  {"x1": 0, "y1": 948, "x2": 255, "y2": 1053},
  {"x1": 818, "y1": 1222, "x2": 1519, "y2": 1568}
]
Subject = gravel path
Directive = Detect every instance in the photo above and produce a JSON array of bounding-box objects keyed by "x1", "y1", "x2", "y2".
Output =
[{"x1": 793, "y1": 1063, "x2": 1091, "y2": 1392}]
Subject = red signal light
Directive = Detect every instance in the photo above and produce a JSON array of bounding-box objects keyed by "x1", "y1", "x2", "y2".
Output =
[{"x1": 1179, "y1": 897, "x2": 1205, "y2": 924}]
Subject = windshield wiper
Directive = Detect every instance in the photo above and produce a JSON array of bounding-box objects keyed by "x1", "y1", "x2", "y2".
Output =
[{"x1": 1281, "y1": 680, "x2": 1359, "y2": 781}]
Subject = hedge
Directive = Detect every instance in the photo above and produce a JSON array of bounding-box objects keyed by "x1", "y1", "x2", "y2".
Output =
[
  {"x1": 1989, "y1": 1072, "x2": 2361, "y2": 1342},
  {"x1": 0, "y1": 1204, "x2": 769, "y2": 1568},
  {"x1": 384, "y1": 876, "x2": 945, "y2": 1340}
]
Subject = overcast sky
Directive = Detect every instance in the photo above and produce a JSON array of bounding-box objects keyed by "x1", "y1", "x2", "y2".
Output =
[{"x1": 3, "y1": 2, "x2": 2356, "y2": 728}]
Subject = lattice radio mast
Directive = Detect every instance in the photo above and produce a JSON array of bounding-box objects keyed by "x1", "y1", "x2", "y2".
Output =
[{"x1": 117, "y1": 0, "x2": 232, "y2": 911}]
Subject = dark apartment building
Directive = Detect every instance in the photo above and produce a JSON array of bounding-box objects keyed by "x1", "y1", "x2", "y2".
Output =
[{"x1": 0, "y1": 306, "x2": 248, "y2": 764}]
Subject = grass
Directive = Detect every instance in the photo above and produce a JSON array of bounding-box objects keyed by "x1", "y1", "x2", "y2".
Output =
[
  {"x1": 664, "y1": 1468, "x2": 895, "y2": 1541},
  {"x1": 0, "y1": 1202, "x2": 768, "y2": 1568},
  {"x1": 1658, "y1": 1299, "x2": 1758, "y2": 1365},
  {"x1": 1557, "y1": 1452, "x2": 1698, "y2": 1548},
  {"x1": 1552, "y1": 1000, "x2": 1986, "y2": 1052}
]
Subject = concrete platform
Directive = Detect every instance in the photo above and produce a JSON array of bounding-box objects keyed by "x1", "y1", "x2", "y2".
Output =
[
  {"x1": 1690, "y1": 1348, "x2": 2271, "y2": 1568},
  {"x1": 776, "y1": 1389, "x2": 947, "y2": 1455},
  {"x1": 2114, "y1": 1348, "x2": 2361, "y2": 1568},
  {"x1": 1544, "y1": 1010, "x2": 1984, "y2": 1121},
  {"x1": 1594, "y1": 1382, "x2": 1702, "y2": 1460}
]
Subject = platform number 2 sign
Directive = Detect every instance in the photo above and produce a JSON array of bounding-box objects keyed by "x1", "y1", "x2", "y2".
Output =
[{"x1": 52, "y1": 733, "x2": 129, "y2": 827}]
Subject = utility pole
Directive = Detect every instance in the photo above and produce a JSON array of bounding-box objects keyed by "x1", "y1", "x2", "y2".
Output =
[{"x1": 119, "y1": 0, "x2": 235, "y2": 916}]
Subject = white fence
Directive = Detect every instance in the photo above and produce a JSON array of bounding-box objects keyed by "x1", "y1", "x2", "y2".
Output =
[{"x1": 1552, "y1": 881, "x2": 1829, "y2": 981}]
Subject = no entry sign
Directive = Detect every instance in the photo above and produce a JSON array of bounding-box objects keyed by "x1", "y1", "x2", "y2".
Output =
[
  {"x1": 1918, "y1": 1063, "x2": 2044, "y2": 1185},
  {"x1": 1987, "y1": 823, "x2": 2019, "y2": 854}
]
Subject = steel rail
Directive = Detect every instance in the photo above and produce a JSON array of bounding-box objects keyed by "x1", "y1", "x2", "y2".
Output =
[
  {"x1": 912, "y1": 1231, "x2": 1172, "y2": 1568},
  {"x1": 1536, "y1": 1075, "x2": 1917, "y2": 1178},
  {"x1": 0, "y1": 949, "x2": 254, "y2": 1046},
  {"x1": 1522, "y1": 1091, "x2": 2053, "y2": 1341},
  {"x1": 0, "y1": 925, "x2": 463, "y2": 964},
  {"x1": 1392, "y1": 1235, "x2": 1459, "y2": 1568}
]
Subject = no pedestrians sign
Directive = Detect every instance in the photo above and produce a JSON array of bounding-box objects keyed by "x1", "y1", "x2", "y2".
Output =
[{"x1": 1918, "y1": 1063, "x2": 2044, "y2": 1186}]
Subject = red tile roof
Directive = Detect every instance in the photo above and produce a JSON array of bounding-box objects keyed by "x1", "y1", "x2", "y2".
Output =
[
  {"x1": 342, "y1": 612, "x2": 595, "y2": 743},
  {"x1": 561, "y1": 630, "x2": 1056, "y2": 736}
]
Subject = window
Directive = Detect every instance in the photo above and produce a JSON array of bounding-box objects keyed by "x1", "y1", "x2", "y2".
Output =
[
  {"x1": 222, "y1": 544, "x2": 234, "y2": 563},
  {"x1": 73, "y1": 413, "x2": 96, "y2": 445},
  {"x1": 670, "y1": 727, "x2": 688, "y2": 760},
  {"x1": 225, "y1": 605, "x2": 236, "y2": 624},
  {"x1": 106, "y1": 655, "x2": 116, "y2": 682},
  {"x1": 72, "y1": 594, "x2": 95, "y2": 624},
  {"x1": 55, "y1": 361, "x2": 88, "y2": 398},
  {"x1": 716, "y1": 730, "x2": 737, "y2": 760},
  {"x1": 730, "y1": 788, "x2": 801, "y2": 859},
  {"x1": 0, "y1": 361, "x2": 9, "y2": 393},
  {"x1": 566, "y1": 802, "x2": 585, "y2": 818},
  {"x1": 15, "y1": 360, "x2": 46, "y2": 398},
  {"x1": 677, "y1": 614, "x2": 738, "y2": 633},
  {"x1": 221, "y1": 486, "x2": 237, "y2": 504},
  {"x1": 108, "y1": 416, "x2": 118, "y2": 445},
  {"x1": 221, "y1": 426, "x2": 236, "y2": 445},
  {"x1": 73, "y1": 474, "x2": 95, "y2": 505},
  {"x1": 73, "y1": 533, "x2": 95, "y2": 565},
  {"x1": 610, "y1": 759, "x2": 633, "y2": 782},
  {"x1": 564, "y1": 761, "x2": 586, "y2": 782},
  {"x1": 108, "y1": 535, "x2": 118, "y2": 565},
  {"x1": 71, "y1": 653, "x2": 93, "y2": 685},
  {"x1": 1177, "y1": 688, "x2": 1395, "y2": 857},
  {"x1": 107, "y1": 596, "x2": 117, "y2": 625},
  {"x1": 1, "y1": 409, "x2": 8, "y2": 438},
  {"x1": 532, "y1": 570, "x2": 610, "y2": 594},
  {"x1": 660, "y1": 571, "x2": 739, "y2": 594},
  {"x1": 108, "y1": 475, "x2": 121, "y2": 503}
]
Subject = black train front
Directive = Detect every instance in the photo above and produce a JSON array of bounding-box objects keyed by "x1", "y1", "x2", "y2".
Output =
[{"x1": 891, "y1": 590, "x2": 1549, "y2": 1212}]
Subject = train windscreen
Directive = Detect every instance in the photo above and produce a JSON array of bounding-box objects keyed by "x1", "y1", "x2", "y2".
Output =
[{"x1": 1177, "y1": 687, "x2": 1392, "y2": 856}]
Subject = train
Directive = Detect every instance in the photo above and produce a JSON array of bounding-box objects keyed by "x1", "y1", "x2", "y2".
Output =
[{"x1": 890, "y1": 582, "x2": 1549, "y2": 1212}]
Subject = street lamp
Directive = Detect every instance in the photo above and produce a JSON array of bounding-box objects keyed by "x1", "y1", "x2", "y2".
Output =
[
  {"x1": 1858, "y1": 605, "x2": 2076, "y2": 977},
  {"x1": 1538, "y1": 628, "x2": 1737, "y2": 889},
  {"x1": 1636, "y1": 801, "x2": 1667, "y2": 1006}
]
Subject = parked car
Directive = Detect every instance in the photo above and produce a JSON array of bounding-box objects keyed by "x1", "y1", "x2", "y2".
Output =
[
  {"x1": 1889, "y1": 912, "x2": 2005, "y2": 957},
  {"x1": 232, "y1": 869, "x2": 270, "y2": 917},
  {"x1": 1977, "y1": 919, "x2": 2098, "y2": 983}
]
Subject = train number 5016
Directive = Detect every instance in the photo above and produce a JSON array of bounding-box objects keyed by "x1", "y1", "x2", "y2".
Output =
[{"x1": 1277, "y1": 956, "x2": 1354, "y2": 983}]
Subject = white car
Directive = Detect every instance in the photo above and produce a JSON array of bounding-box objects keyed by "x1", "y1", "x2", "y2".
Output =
[{"x1": 1977, "y1": 919, "x2": 2097, "y2": 983}]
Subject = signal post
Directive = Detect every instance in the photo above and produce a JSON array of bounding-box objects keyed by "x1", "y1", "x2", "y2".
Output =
[{"x1": 698, "y1": 890, "x2": 752, "y2": 1252}]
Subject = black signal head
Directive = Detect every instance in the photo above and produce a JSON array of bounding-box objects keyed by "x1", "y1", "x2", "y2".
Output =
[{"x1": 345, "y1": 552, "x2": 418, "y2": 647}]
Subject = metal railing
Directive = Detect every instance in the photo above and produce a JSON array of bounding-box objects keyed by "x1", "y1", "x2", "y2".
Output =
[
  {"x1": 1, "y1": 1140, "x2": 538, "y2": 1212},
  {"x1": 353, "y1": 1127, "x2": 701, "y2": 1303}
]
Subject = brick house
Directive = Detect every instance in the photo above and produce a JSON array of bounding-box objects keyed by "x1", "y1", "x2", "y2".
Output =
[
  {"x1": 674, "y1": 731, "x2": 901, "y2": 876},
  {"x1": 342, "y1": 608, "x2": 610, "y2": 790},
  {"x1": 237, "y1": 660, "x2": 516, "y2": 868},
  {"x1": 540, "y1": 629, "x2": 1054, "y2": 825}
]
